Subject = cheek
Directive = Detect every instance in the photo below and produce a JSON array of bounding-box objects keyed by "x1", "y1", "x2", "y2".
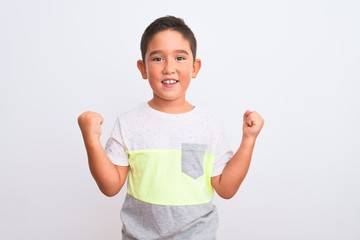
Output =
[
  {"x1": 147, "y1": 65, "x2": 159, "y2": 77},
  {"x1": 147, "y1": 72, "x2": 158, "y2": 80},
  {"x1": 183, "y1": 68, "x2": 194, "y2": 78}
]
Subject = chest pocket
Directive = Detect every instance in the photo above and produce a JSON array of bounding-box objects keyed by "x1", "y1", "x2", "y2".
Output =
[{"x1": 181, "y1": 143, "x2": 207, "y2": 179}]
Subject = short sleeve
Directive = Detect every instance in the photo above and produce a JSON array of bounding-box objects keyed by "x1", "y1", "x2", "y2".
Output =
[
  {"x1": 105, "y1": 118, "x2": 129, "y2": 166},
  {"x1": 211, "y1": 126, "x2": 233, "y2": 177}
]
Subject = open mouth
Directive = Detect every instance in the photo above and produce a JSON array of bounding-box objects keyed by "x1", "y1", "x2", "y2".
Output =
[{"x1": 161, "y1": 79, "x2": 179, "y2": 85}]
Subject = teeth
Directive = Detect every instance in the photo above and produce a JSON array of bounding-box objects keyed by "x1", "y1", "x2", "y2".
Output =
[
  {"x1": 162, "y1": 79, "x2": 178, "y2": 84},
  {"x1": 162, "y1": 80, "x2": 178, "y2": 84}
]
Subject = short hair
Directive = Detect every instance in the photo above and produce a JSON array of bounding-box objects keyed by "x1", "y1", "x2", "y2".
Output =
[{"x1": 140, "y1": 16, "x2": 197, "y2": 62}]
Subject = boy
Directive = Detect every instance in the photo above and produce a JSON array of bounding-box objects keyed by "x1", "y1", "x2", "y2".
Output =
[{"x1": 78, "y1": 16, "x2": 264, "y2": 239}]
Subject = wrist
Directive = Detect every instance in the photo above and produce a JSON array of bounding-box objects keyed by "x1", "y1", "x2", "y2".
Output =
[
  {"x1": 241, "y1": 135, "x2": 257, "y2": 147},
  {"x1": 84, "y1": 137, "x2": 102, "y2": 149}
]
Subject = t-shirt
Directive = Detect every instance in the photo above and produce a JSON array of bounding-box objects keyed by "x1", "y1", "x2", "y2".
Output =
[{"x1": 105, "y1": 103, "x2": 233, "y2": 239}]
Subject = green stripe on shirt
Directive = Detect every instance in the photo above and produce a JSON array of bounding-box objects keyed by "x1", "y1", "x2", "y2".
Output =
[{"x1": 127, "y1": 149, "x2": 214, "y2": 206}]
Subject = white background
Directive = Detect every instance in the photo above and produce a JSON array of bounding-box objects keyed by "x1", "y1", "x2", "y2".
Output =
[{"x1": 1, "y1": 0, "x2": 359, "y2": 239}]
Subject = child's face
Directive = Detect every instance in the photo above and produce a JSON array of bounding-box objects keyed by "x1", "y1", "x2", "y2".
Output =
[{"x1": 137, "y1": 30, "x2": 201, "y2": 106}]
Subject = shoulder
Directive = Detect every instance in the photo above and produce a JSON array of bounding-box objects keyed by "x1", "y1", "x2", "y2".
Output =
[
  {"x1": 116, "y1": 103, "x2": 148, "y2": 120},
  {"x1": 109, "y1": 103, "x2": 150, "y2": 130},
  {"x1": 192, "y1": 106, "x2": 225, "y2": 133},
  {"x1": 195, "y1": 106, "x2": 221, "y2": 124}
]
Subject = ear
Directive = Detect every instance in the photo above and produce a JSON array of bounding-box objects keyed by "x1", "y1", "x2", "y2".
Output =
[
  {"x1": 191, "y1": 59, "x2": 201, "y2": 78},
  {"x1": 137, "y1": 60, "x2": 148, "y2": 79}
]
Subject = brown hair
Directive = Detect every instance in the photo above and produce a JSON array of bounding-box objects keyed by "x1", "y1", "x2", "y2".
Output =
[{"x1": 140, "y1": 16, "x2": 197, "y2": 62}]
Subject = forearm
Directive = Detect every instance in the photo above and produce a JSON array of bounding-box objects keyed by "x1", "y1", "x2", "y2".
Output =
[
  {"x1": 214, "y1": 136, "x2": 256, "y2": 199},
  {"x1": 84, "y1": 140, "x2": 123, "y2": 196}
]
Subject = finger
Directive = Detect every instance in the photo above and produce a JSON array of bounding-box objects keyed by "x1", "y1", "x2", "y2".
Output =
[
  {"x1": 243, "y1": 110, "x2": 251, "y2": 121},
  {"x1": 250, "y1": 113, "x2": 265, "y2": 129},
  {"x1": 244, "y1": 110, "x2": 256, "y2": 126},
  {"x1": 247, "y1": 119, "x2": 254, "y2": 127},
  {"x1": 90, "y1": 112, "x2": 103, "y2": 125},
  {"x1": 95, "y1": 114, "x2": 104, "y2": 125}
]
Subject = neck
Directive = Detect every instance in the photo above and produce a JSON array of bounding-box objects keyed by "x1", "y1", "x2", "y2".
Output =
[{"x1": 148, "y1": 98, "x2": 194, "y2": 114}]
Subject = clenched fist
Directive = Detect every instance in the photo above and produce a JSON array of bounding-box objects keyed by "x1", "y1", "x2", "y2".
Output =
[
  {"x1": 78, "y1": 111, "x2": 104, "y2": 144},
  {"x1": 242, "y1": 110, "x2": 264, "y2": 139}
]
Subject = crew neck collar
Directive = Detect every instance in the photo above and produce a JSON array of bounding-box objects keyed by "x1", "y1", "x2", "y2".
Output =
[{"x1": 144, "y1": 102, "x2": 197, "y2": 119}]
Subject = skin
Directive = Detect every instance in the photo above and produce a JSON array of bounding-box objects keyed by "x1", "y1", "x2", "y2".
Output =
[
  {"x1": 78, "y1": 29, "x2": 264, "y2": 198},
  {"x1": 78, "y1": 111, "x2": 128, "y2": 196},
  {"x1": 137, "y1": 30, "x2": 201, "y2": 114}
]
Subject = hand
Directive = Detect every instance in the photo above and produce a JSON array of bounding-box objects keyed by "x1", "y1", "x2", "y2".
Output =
[
  {"x1": 242, "y1": 110, "x2": 264, "y2": 139},
  {"x1": 78, "y1": 111, "x2": 104, "y2": 144}
]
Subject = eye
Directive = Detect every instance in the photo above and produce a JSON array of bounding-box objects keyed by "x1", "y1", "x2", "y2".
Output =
[
  {"x1": 152, "y1": 57, "x2": 163, "y2": 62},
  {"x1": 176, "y1": 56, "x2": 186, "y2": 61}
]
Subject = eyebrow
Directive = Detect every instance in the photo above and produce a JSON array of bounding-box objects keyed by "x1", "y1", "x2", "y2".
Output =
[{"x1": 149, "y1": 50, "x2": 189, "y2": 56}]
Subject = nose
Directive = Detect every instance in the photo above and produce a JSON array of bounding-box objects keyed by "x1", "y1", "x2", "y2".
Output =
[{"x1": 162, "y1": 59, "x2": 175, "y2": 75}]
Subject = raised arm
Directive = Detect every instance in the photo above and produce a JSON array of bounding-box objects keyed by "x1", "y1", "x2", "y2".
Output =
[
  {"x1": 211, "y1": 110, "x2": 264, "y2": 199},
  {"x1": 78, "y1": 111, "x2": 128, "y2": 197}
]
